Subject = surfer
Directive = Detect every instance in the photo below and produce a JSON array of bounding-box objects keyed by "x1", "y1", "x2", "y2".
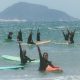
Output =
[
  {"x1": 36, "y1": 45, "x2": 58, "y2": 71},
  {"x1": 62, "y1": 29, "x2": 76, "y2": 44},
  {"x1": 62, "y1": 29, "x2": 70, "y2": 41},
  {"x1": 17, "y1": 29, "x2": 23, "y2": 41},
  {"x1": 37, "y1": 28, "x2": 40, "y2": 41},
  {"x1": 7, "y1": 32, "x2": 13, "y2": 40},
  {"x1": 18, "y1": 42, "x2": 35, "y2": 65},
  {"x1": 27, "y1": 30, "x2": 34, "y2": 44},
  {"x1": 68, "y1": 29, "x2": 76, "y2": 44}
]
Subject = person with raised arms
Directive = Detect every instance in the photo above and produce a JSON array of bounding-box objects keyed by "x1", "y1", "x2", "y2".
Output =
[
  {"x1": 18, "y1": 42, "x2": 35, "y2": 65},
  {"x1": 62, "y1": 29, "x2": 70, "y2": 41},
  {"x1": 36, "y1": 45, "x2": 59, "y2": 71}
]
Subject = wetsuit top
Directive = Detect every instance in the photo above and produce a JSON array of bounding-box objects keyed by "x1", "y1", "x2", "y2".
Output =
[
  {"x1": 37, "y1": 45, "x2": 54, "y2": 71},
  {"x1": 8, "y1": 32, "x2": 13, "y2": 40},
  {"x1": 19, "y1": 42, "x2": 33, "y2": 65},
  {"x1": 17, "y1": 30, "x2": 23, "y2": 41}
]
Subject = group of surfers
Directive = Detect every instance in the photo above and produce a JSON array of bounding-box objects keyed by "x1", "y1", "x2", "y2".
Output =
[
  {"x1": 7, "y1": 29, "x2": 40, "y2": 44},
  {"x1": 7, "y1": 28, "x2": 76, "y2": 71},
  {"x1": 7, "y1": 29, "x2": 58, "y2": 71}
]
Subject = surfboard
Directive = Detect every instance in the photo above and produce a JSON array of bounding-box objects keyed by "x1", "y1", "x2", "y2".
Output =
[
  {"x1": 1, "y1": 55, "x2": 40, "y2": 63},
  {"x1": 35, "y1": 40, "x2": 51, "y2": 45},
  {"x1": 0, "y1": 65, "x2": 24, "y2": 70},
  {"x1": 21, "y1": 40, "x2": 51, "y2": 45},
  {"x1": 52, "y1": 41, "x2": 69, "y2": 45},
  {"x1": 46, "y1": 65, "x2": 63, "y2": 72}
]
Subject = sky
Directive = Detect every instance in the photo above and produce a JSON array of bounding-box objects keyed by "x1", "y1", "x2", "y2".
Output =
[{"x1": 0, "y1": 0, "x2": 80, "y2": 19}]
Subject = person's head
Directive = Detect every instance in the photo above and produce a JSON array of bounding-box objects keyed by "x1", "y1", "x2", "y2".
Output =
[
  {"x1": 9, "y1": 32, "x2": 13, "y2": 35},
  {"x1": 43, "y1": 52, "x2": 48, "y2": 60}
]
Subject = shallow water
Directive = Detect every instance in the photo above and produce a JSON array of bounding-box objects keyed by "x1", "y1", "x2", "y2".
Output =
[{"x1": 0, "y1": 21, "x2": 80, "y2": 80}]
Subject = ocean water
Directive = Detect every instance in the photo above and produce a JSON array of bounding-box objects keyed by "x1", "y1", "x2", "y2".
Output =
[{"x1": 0, "y1": 21, "x2": 80, "y2": 80}]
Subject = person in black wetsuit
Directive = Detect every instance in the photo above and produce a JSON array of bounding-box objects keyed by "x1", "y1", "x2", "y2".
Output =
[
  {"x1": 37, "y1": 29, "x2": 40, "y2": 41},
  {"x1": 17, "y1": 29, "x2": 23, "y2": 41},
  {"x1": 68, "y1": 29, "x2": 76, "y2": 44},
  {"x1": 36, "y1": 45, "x2": 58, "y2": 71},
  {"x1": 7, "y1": 32, "x2": 13, "y2": 40},
  {"x1": 18, "y1": 42, "x2": 35, "y2": 65},
  {"x1": 27, "y1": 30, "x2": 34, "y2": 44},
  {"x1": 62, "y1": 29, "x2": 76, "y2": 44},
  {"x1": 62, "y1": 29, "x2": 70, "y2": 41}
]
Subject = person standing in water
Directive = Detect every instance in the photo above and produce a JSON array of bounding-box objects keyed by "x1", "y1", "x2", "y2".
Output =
[
  {"x1": 17, "y1": 29, "x2": 23, "y2": 41},
  {"x1": 27, "y1": 30, "x2": 34, "y2": 44},
  {"x1": 37, "y1": 28, "x2": 40, "y2": 41},
  {"x1": 36, "y1": 45, "x2": 58, "y2": 71},
  {"x1": 18, "y1": 42, "x2": 35, "y2": 65},
  {"x1": 7, "y1": 32, "x2": 13, "y2": 40}
]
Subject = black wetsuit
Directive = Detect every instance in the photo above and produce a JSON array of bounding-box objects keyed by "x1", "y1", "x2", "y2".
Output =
[
  {"x1": 27, "y1": 31, "x2": 34, "y2": 44},
  {"x1": 17, "y1": 30, "x2": 23, "y2": 41},
  {"x1": 62, "y1": 31, "x2": 69, "y2": 41},
  {"x1": 8, "y1": 32, "x2": 13, "y2": 40},
  {"x1": 69, "y1": 31, "x2": 75, "y2": 44},
  {"x1": 19, "y1": 42, "x2": 34, "y2": 65},
  {"x1": 8, "y1": 35, "x2": 12, "y2": 40},
  {"x1": 37, "y1": 45, "x2": 54, "y2": 71},
  {"x1": 37, "y1": 30, "x2": 40, "y2": 41}
]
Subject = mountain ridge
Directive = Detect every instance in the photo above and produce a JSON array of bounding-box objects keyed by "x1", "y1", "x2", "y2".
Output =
[{"x1": 0, "y1": 2, "x2": 78, "y2": 22}]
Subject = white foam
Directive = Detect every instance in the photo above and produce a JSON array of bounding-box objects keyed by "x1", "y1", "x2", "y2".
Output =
[{"x1": 0, "y1": 19, "x2": 27, "y2": 22}]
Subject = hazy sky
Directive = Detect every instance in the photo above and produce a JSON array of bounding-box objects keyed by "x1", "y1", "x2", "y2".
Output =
[{"x1": 0, "y1": 0, "x2": 80, "y2": 19}]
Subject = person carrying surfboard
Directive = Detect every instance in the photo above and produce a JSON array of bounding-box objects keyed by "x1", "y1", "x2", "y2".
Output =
[
  {"x1": 36, "y1": 45, "x2": 59, "y2": 71},
  {"x1": 27, "y1": 30, "x2": 34, "y2": 44},
  {"x1": 18, "y1": 42, "x2": 35, "y2": 65},
  {"x1": 17, "y1": 29, "x2": 23, "y2": 41},
  {"x1": 7, "y1": 32, "x2": 13, "y2": 40},
  {"x1": 36, "y1": 28, "x2": 40, "y2": 41}
]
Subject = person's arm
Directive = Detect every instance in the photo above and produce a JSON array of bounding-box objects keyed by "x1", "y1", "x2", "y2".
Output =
[
  {"x1": 36, "y1": 45, "x2": 42, "y2": 59},
  {"x1": 18, "y1": 42, "x2": 23, "y2": 60}
]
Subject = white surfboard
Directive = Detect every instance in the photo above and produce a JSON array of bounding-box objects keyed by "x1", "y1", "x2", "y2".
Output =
[
  {"x1": 21, "y1": 40, "x2": 51, "y2": 45},
  {"x1": 35, "y1": 40, "x2": 51, "y2": 45}
]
